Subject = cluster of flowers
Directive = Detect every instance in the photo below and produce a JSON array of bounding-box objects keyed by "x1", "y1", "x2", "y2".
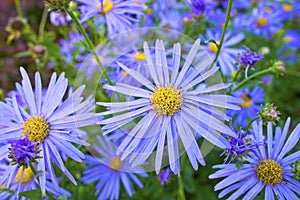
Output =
[{"x1": 1, "y1": 0, "x2": 300, "y2": 199}]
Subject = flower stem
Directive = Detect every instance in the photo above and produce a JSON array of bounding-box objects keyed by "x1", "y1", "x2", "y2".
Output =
[
  {"x1": 39, "y1": 7, "x2": 48, "y2": 37},
  {"x1": 65, "y1": 8, "x2": 114, "y2": 85},
  {"x1": 177, "y1": 176, "x2": 186, "y2": 200},
  {"x1": 211, "y1": 0, "x2": 233, "y2": 67},
  {"x1": 14, "y1": 0, "x2": 24, "y2": 18},
  {"x1": 233, "y1": 68, "x2": 272, "y2": 92}
]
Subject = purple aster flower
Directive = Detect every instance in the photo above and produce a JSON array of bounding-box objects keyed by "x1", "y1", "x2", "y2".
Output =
[
  {"x1": 239, "y1": 47, "x2": 263, "y2": 68},
  {"x1": 77, "y1": 0, "x2": 145, "y2": 36},
  {"x1": 247, "y1": 7, "x2": 282, "y2": 39},
  {"x1": 49, "y1": 10, "x2": 72, "y2": 26},
  {"x1": 0, "y1": 67, "x2": 95, "y2": 195},
  {"x1": 82, "y1": 135, "x2": 147, "y2": 200},
  {"x1": 97, "y1": 39, "x2": 242, "y2": 175},
  {"x1": 8, "y1": 137, "x2": 40, "y2": 167},
  {"x1": 203, "y1": 30, "x2": 245, "y2": 75},
  {"x1": 209, "y1": 118, "x2": 300, "y2": 199},
  {"x1": 158, "y1": 168, "x2": 171, "y2": 185},
  {"x1": 223, "y1": 129, "x2": 262, "y2": 163},
  {"x1": 228, "y1": 86, "x2": 265, "y2": 127}
]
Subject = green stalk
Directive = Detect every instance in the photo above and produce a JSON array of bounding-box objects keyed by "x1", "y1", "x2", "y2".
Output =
[
  {"x1": 177, "y1": 176, "x2": 186, "y2": 200},
  {"x1": 233, "y1": 68, "x2": 272, "y2": 92},
  {"x1": 39, "y1": 8, "x2": 48, "y2": 37},
  {"x1": 15, "y1": 0, "x2": 24, "y2": 18},
  {"x1": 65, "y1": 8, "x2": 113, "y2": 85},
  {"x1": 211, "y1": 0, "x2": 234, "y2": 67}
]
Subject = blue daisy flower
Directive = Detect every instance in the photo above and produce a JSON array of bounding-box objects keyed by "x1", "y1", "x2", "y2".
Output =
[
  {"x1": 0, "y1": 164, "x2": 71, "y2": 200},
  {"x1": 209, "y1": 118, "x2": 300, "y2": 199},
  {"x1": 82, "y1": 135, "x2": 147, "y2": 200},
  {"x1": 77, "y1": 0, "x2": 145, "y2": 36},
  {"x1": 228, "y1": 86, "x2": 265, "y2": 127},
  {"x1": 203, "y1": 30, "x2": 245, "y2": 75},
  {"x1": 247, "y1": 7, "x2": 282, "y2": 39},
  {"x1": 97, "y1": 39, "x2": 242, "y2": 175},
  {"x1": 0, "y1": 67, "x2": 95, "y2": 195},
  {"x1": 108, "y1": 50, "x2": 150, "y2": 87},
  {"x1": 283, "y1": 29, "x2": 300, "y2": 49}
]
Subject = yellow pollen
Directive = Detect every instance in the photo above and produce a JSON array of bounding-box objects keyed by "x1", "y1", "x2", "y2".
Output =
[
  {"x1": 109, "y1": 157, "x2": 123, "y2": 171},
  {"x1": 256, "y1": 159, "x2": 283, "y2": 185},
  {"x1": 16, "y1": 166, "x2": 34, "y2": 184},
  {"x1": 208, "y1": 43, "x2": 218, "y2": 53},
  {"x1": 283, "y1": 4, "x2": 293, "y2": 12},
  {"x1": 22, "y1": 116, "x2": 50, "y2": 143},
  {"x1": 134, "y1": 52, "x2": 146, "y2": 61},
  {"x1": 256, "y1": 17, "x2": 268, "y2": 28},
  {"x1": 97, "y1": 0, "x2": 114, "y2": 13},
  {"x1": 150, "y1": 86, "x2": 183, "y2": 116},
  {"x1": 239, "y1": 94, "x2": 252, "y2": 108}
]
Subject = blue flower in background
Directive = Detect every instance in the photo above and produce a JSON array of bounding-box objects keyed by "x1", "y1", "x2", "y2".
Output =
[
  {"x1": 228, "y1": 86, "x2": 265, "y2": 127},
  {"x1": 210, "y1": 118, "x2": 300, "y2": 199},
  {"x1": 283, "y1": 29, "x2": 300, "y2": 49},
  {"x1": 77, "y1": 0, "x2": 145, "y2": 36},
  {"x1": 50, "y1": 10, "x2": 72, "y2": 26},
  {"x1": 82, "y1": 136, "x2": 147, "y2": 200},
  {"x1": 248, "y1": 7, "x2": 282, "y2": 39},
  {"x1": 0, "y1": 68, "x2": 95, "y2": 195},
  {"x1": 60, "y1": 31, "x2": 86, "y2": 64},
  {"x1": 98, "y1": 39, "x2": 241, "y2": 175},
  {"x1": 203, "y1": 30, "x2": 245, "y2": 75}
]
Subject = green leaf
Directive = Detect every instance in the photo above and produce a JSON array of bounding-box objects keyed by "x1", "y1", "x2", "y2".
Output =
[
  {"x1": 57, "y1": 195, "x2": 68, "y2": 200},
  {"x1": 19, "y1": 190, "x2": 42, "y2": 200}
]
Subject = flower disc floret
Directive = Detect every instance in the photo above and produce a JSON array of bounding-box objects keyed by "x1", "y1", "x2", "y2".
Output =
[
  {"x1": 22, "y1": 116, "x2": 50, "y2": 143},
  {"x1": 256, "y1": 159, "x2": 283, "y2": 185},
  {"x1": 150, "y1": 86, "x2": 183, "y2": 116}
]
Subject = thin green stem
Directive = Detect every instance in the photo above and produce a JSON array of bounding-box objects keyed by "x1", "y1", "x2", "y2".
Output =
[
  {"x1": 65, "y1": 8, "x2": 113, "y2": 85},
  {"x1": 210, "y1": 0, "x2": 234, "y2": 67},
  {"x1": 39, "y1": 8, "x2": 48, "y2": 37},
  {"x1": 233, "y1": 68, "x2": 272, "y2": 92},
  {"x1": 14, "y1": 0, "x2": 24, "y2": 18},
  {"x1": 177, "y1": 176, "x2": 186, "y2": 200}
]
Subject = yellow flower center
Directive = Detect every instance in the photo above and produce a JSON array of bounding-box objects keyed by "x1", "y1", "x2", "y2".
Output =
[
  {"x1": 239, "y1": 94, "x2": 252, "y2": 108},
  {"x1": 97, "y1": 0, "x2": 114, "y2": 13},
  {"x1": 122, "y1": 70, "x2": 129, "y2": 76},
  {"x1": 283, "y1": 4, "x2": 293, "y2": 12},
  {"x1": 208, "y1": 43, "x2": 218, "y2": 53},
  {"x1": 134, "y1": 52, "x2": 146, "y2": 61},
  {"x1": 150, "y1": 86, "x2": 183, "y2": 116},
  {"x1": 256, "y1": 159, "x2": 283, "y2": 185},
  {"x1": 264, "y1": 6, "x2": 272, "y2": 13},
  {"x1": 109, "y1": 157, "x2": 123, "y2": 171},
  {"x1": 284, "y1": 36, "x2": 292, "y2": 43},
  {"x1": 16, "y1": 166, "x2": 34, "y2": 184},
  {"x1": 256, "y1": 17, "x2": 268, "y2": 28},
  {"x1": 22, "y1": 116, "x2": 50, "y2": 143}
]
